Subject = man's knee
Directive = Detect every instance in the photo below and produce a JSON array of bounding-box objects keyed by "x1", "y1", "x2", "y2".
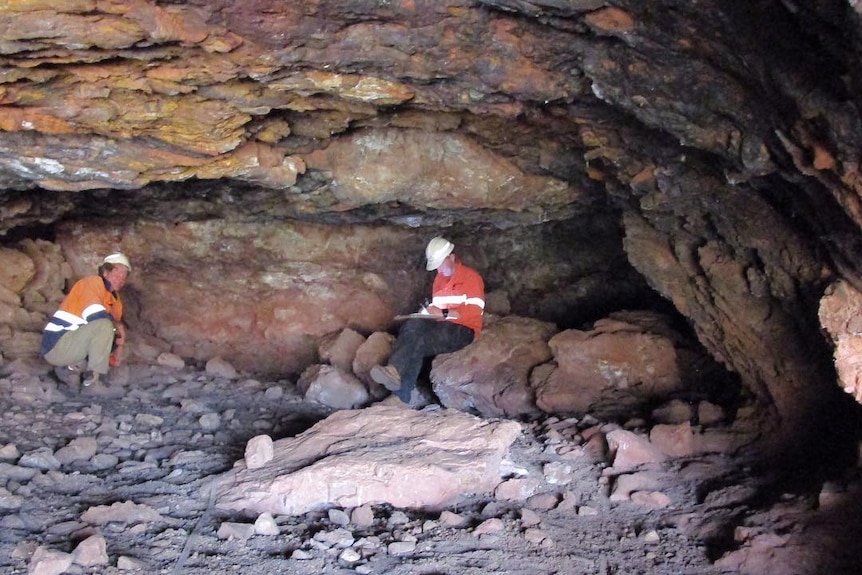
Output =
[
  {"x1": 86, "y1": 318, "x2": 115, "y2": 341},
  {"x1": 88, "y1": 318, "x2": 114, "y2": 331}
]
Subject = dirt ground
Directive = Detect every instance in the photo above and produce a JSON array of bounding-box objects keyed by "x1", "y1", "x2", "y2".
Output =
[{"x1": 1, "y1": 361, "x2": 861, "y2": 575}]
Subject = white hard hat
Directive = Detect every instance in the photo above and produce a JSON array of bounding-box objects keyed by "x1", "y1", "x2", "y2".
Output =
[
  {"x1": 425, "y1": 237, "x2": 454, "y2": 271},
  {"x1": 103, "y1": 252, "x2": 132, "y2": 271}
]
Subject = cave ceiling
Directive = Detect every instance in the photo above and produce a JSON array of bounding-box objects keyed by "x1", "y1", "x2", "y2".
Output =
[{"x1": 3, "y1": 0, "x2": 862, "y2": 450}]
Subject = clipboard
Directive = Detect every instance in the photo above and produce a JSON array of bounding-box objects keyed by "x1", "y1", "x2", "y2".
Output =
[{"x1": 393, "y1": 313, "x2": 439, "y2": 321}]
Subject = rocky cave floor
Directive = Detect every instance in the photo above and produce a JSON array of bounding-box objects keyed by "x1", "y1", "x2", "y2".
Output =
[{"x1": 1, "y1": 360, "x2": 862, "y2": 575}]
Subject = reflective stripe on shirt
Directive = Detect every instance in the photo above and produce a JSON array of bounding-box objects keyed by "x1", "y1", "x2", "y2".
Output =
[
  {"x1": 55, "y1": 309, "x2": 88, "y2": 326},
  {"x1": 432, "y1": 295, "x2": 486, "y2": 309},
  {"x1": 82, "y1": 303, "x2": 107, "y2": 321}
]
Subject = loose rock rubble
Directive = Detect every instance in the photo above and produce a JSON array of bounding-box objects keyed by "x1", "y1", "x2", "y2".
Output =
[{"x1": 1, "y1": 358, "x2": 861, "y2": 575}]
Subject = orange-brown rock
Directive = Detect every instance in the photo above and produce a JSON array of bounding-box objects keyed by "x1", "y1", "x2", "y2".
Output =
[
  {"x1": 0, "y1": 0, "x2": 860, "y2": 462},
  {"x1": 431, "y1": 315, "x2": 557, "y2": 418},
  {"x1": 535, "y1": 313, "x2": 687, "y2": 417}
]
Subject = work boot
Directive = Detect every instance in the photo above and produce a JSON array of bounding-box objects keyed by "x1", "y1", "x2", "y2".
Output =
[
  {"x1": 81, "y1": 372, "x2": 117, "y2": 396},
  {"x1": 370, "y1": 365, "x2": 401, "y2": 391},
  {"x1": 67, "y1": 360, "x2": 87, "y2": 372},
  {"x1": 53, "y1": 366, "x2": 82, "y2": 389},
  {"x1": 81, "y1": 371, "x2": 101, "y2": 388},
  {"x1": 409, "y1": 387, "x2": 434, "y2": 410}
]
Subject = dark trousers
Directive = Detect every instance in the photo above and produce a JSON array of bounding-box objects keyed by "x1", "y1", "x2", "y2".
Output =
[{"x1": 389, "y1": 318, "x2": 475, "y2": 402}]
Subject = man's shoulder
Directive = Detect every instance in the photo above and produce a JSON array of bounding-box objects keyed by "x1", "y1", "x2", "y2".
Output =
[
  {"x1": 75, "y1": 275, "x2": 104, "y2": 286},
  {"x1": 70, "y1": 275, "x2": 107, "y2": 292},
  {"x1": 458, "y1": 263, "x2": 483, "y2": 281}
]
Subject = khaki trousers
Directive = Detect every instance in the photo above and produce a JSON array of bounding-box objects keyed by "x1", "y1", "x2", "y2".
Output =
[{"x1": 43, "y1": 318, "x2": 114, "y2": 375}]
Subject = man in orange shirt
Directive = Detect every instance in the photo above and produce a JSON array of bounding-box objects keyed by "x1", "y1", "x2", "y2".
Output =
[
  {"x1": 41, "y1": 253, "x2": 131, "y2": 390},
  {"x1": 371, "y1": 237, "x2": 485, "y2": 406}
]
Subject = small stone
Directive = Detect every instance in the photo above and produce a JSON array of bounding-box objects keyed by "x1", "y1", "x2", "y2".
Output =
[
  {"x1": 473, "y1": 517, "x2": 504, "y2": 536},
  {"x1": 0, "y1": 487, "x2": 24, "y2": 510},
  {"x1": 54, "y1": 437, "x2": 98, "y2": 465},
  {"x1": 264, "y1": 386, "x2": 284, "y2": 399},
  {"x1": 0, "y1": 443, "x2": 20, "y2": 461},
  {"x1": 71, "y1": 534, "x2": 108, "y2": 567},
  {"x1": 244, "y1": 435, "x2": 274, "y2": 469},
  {"x1": 630, "y1": 491, "x2": 672, "y2": 509},
  {"x1": 134, "y1": 414, "x2": 164, "y2": 427},
  {"x1": 543, "y1": 461, "x2": 574, "y2": 485},
  {"x1": 291, "y1": 549, "x2": 314, "y2": 560},
  {"x1": 28, "y1": 545, "x2": 73, "y2": 575},
  {"x1": 350, "y1": 505, "x2": 375, "y2": 528},
  {"x1": 328, "y1": 508, "x2": 351, "y2": 526},
  {"x1": 254, "y1": 512, "x2": 280, "y2": 536},
  {"x1": 18, "y1": 448, "x2": 61, "y2": 471},
  {"x1": 524, "y1": 527, "x2": 549, "y2": 544},
  {"x1": 388, "y1": 540, "x2": 417, "y2": 555},
  {"x1": 439, "y1": 511, "x2": 469, "y2": 528},
  {"x1": 526, "y1": 492, "x2": 559, "y2": 511},
  {"x1": 0, "y1": 514, "x2": 26, "y2": 529},
  {"x1": 156, "y1": 352, "x2": 185, "y2": 369},
  {"x1": 217, "y1": 522, "x2": 255, "y2": 541},
  {"x1": 495, "y1": 477, "x2": 542, "y2": 501},
  {"x1": 206, "y1": 357, "x2": 238, "y2": 379},
  {"x1": 556, "y1": 491, "x2": 579, "y2": 511},
  {"x1": 520, "y1": 508, "x2": 542, "y2": 528},
  {"x1": 338, "y1": 547, "x2": 361, "y2": 564},
  {"x1": 386, "y1": 510, "x2": 410, "y2": 527},
  {"x1": 313, "y1": 527, "x2": 354, "y2": 548},
  {"x1": 198, "y1": 413, "x2": 221, "y2": 432},
  {"x1": 118, "y1": 556, "x2": 147, "y2": 570}
]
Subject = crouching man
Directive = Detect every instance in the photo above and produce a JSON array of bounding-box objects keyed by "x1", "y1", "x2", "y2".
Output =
[{"x1": 41, "y1": 253, "x2": 131, "y2": 390}]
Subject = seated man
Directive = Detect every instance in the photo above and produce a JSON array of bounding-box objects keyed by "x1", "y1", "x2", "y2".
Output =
[
  {"x1": 371, "y1": 237, "x2": 485, "y2": 405},
  {"x1": 41, "y1": 252, "x2": 131, "y2": 389}
]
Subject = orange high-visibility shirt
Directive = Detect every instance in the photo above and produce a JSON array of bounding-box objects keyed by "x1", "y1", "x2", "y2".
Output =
[
  {"x1": 431, "y1": 262, "x2": 485, "y2": 335},
  {"x1": 41, "y1": 275, "x2": 123, "y2": 355}
]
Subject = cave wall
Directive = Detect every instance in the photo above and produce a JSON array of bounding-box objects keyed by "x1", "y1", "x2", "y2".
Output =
[
  {"x1": 1, "y1": 209, "x2": 650, "y2": 375},
  {"x1": 621, "y1": 160, "x2": 834, "y2": 440},
  {"x1": 2, "y1": 0, "x2": 862, "y2": 446}
]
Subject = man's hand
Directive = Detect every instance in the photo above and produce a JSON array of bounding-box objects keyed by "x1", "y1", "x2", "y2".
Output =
[
  {"x1": 114, "y1": 322, "x2": 127, "y2": 347},
  {"x1": 426, "y1": 305, "x2": 446, "y2": 319},
  {"x1": 429, "y1": 306, "x2": 460, "y2": 321},
  {"x1": 111, "y1": 322, "x2": 127, "y2": 367}
]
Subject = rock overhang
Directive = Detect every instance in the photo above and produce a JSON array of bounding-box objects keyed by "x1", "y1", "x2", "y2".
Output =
[{"x1": 0, "y1": 0, "x2": 861, "y2": 451}]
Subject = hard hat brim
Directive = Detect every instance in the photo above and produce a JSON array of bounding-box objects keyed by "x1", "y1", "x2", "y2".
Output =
[{"x1": 103, "y1": 253, "x2": 132, "y2": 271}]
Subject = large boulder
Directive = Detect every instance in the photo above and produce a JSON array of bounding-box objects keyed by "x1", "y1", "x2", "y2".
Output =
[
  {"x1": 296, "y1": 364, "x2": 370, "y2": 410},
  {"x1": 534, "y1": 311, "x2": 690, "y2": 418},
  {"x1": 212, "y1": 405, "x2": 522, "y2": 515},
  {"x1": 353, "y1": 331, "x2": 396, "y2": 399},
  {"x1": 818, "y1": 280, "x2": 862, "y2": 403},
  {"x1": 319, "y1": 328, "x2": 367, "y2": 373},
  {"x1": 431, "y1": 315, "x2": 557, "y2": 418}
]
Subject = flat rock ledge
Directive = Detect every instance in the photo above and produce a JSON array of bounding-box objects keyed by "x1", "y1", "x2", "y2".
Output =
[{"x1": 211, "y1": 405, "x2": 523, "y2": 515}]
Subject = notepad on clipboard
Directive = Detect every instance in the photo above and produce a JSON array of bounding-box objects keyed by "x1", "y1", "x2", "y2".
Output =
[{"x1": 393, "y1": 313, "x2": 439, "y2": 321}]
